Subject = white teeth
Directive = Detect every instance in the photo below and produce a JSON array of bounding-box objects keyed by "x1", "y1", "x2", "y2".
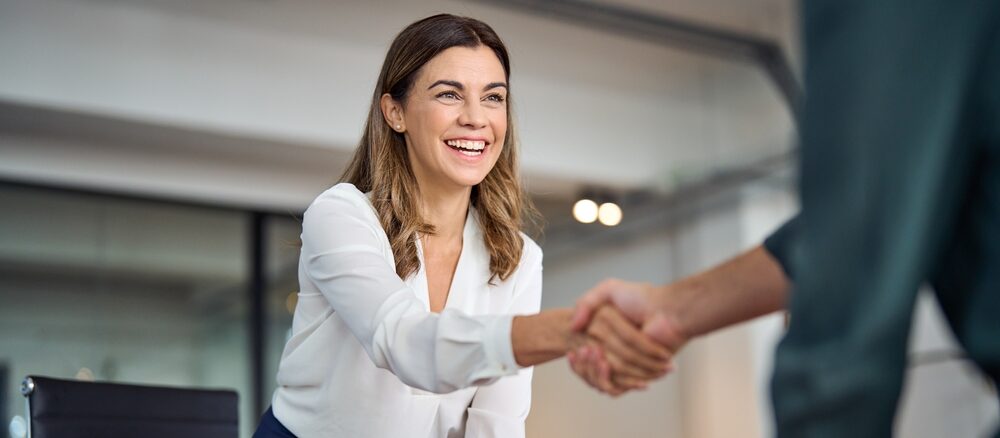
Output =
[
  {"x1": 459, "y1": 149, "x2": 482, "y2": 156},
  {"x1": 446, "y1": 139, "x2": 486, "y2": 151}
]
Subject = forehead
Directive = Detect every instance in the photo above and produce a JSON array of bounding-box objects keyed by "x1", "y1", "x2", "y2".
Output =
[{"x1": 414, "y1": 45, "x2": 507, "y2": 85}]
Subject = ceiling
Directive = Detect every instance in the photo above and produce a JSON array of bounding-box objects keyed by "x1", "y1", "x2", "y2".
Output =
[{"x1": 0, "y1": 0, "x2": 797, "y2": 216}]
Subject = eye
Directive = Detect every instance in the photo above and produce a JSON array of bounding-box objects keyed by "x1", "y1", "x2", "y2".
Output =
[
  {"x1": 485, "y1": 94, "x2": 506, "y2": 103},
  {"x1": 436, "y1": 91, "x2": 461, "y2": 101}
]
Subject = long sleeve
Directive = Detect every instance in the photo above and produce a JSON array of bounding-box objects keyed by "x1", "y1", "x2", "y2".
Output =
[
  {"x1": 300, "y1": 185, "x2": 519, "y2": 394},
  {"x1": 464, "y1": 243, "x2": 542, "y2": 438}
]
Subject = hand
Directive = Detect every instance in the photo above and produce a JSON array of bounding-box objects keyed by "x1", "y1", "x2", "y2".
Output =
[
  {"x1": 568, "y1": 279, "x2": 689, "y2": 395},
  {"x1": 572, "y1": 278, "x2": 688, "y2": 349},
  {"x1": 566, "y1": 304, "x2": 672, "y2": 396}
]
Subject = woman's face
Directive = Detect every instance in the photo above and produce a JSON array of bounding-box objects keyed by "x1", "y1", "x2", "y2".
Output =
[{"x1": 389, "y1": 45, "x2": 508, "y2": 193}]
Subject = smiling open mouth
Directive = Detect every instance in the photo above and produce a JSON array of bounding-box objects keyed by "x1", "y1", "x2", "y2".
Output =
[{"x1": 445, "y1": 139, "x2": 486, "y2": 157}]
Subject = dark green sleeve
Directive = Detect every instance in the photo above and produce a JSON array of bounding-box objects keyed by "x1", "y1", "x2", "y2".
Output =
[{"x1": 762, "y1": 215, "x2": 798, "y2": 281}]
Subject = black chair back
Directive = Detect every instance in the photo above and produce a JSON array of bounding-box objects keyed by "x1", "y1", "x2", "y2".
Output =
[{"x1": 21, "y1": 375, "x2": 238, "y2": 438}]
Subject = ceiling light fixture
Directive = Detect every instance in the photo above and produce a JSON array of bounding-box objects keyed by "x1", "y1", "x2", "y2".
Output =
[
  {"x1": 572, "y1": 199, "x2": 599, "y2": 223},
  {"x1": 598, "y1": 202, "x2": 622, "y2": 226}
]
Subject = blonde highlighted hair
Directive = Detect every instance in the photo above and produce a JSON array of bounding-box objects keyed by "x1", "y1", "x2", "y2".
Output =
[{"x1": 340, "y1": 13, "x2": 538, "y2": 283}]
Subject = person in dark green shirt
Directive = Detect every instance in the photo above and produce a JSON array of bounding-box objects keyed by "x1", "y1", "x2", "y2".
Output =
[{"x1": 568, "y1": 0, "x2": 999, "y2": 435}]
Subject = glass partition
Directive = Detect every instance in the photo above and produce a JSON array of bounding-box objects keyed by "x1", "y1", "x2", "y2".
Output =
[{"x1": 0, "y1": 184, "x2": 254, "y2": 437}]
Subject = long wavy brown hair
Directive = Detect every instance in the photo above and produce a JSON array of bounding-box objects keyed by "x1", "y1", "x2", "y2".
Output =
[{"x1": 340, "y1": 14, "x2": 539, "y2": 283}]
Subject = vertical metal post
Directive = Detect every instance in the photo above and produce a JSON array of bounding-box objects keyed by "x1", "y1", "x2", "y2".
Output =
[
  {"x1": 0, "y1": 363, "x2": 7, "y2": 429},
  {"x1": 21, "y1": 376, "x2": 34, "y2": 438},
  {"x1": 250, "y1": 212, "x2": 266, "y2": 417}
]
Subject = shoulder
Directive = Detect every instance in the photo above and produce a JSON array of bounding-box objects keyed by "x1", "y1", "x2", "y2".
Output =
[
  {"x1": 304, "y1": 183, "x2": 379, "y2": 223},
  {"x1": 301, "y1": 183, "x2": 385, "y2": 243}
]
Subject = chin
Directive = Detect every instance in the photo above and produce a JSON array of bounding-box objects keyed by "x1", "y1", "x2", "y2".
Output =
[
  {"x1": 449, "y1": 173, "x2": 490, "y2": 188},
  {"x1": 455, "y1": 177, "x2": 488, "y2": 188}
]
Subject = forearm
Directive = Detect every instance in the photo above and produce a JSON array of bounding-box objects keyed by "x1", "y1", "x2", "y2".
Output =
[
  {"x1": 511, "y1": 308, "x2": 576, "y2": 367},
  {"x1": 659, "y1": 245, "x2": 790, "y2": 338}
]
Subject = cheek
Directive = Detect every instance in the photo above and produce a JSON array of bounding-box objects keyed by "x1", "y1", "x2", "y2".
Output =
[
  {"x1": 429, "y1": 110, "x2": 457, "y2": 132},
  {"x1": 491, "y1": 134, "x2": 506, "y2": 166},
  {"x1": 408, "y1": 121, "x2": 444, "y2": 157},
  {"x1": 492, "y1": 115, "x2": 508, "y2": 151},
  {"x1": 409, "y1": 104, "x2": 452, "y2": 140}
]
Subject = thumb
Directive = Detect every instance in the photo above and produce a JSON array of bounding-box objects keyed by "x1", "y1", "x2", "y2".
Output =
[
  {"x1": 642, "y1": 313, "x2": 687, "y2": 351},
  {"x1": 571, "y1": 283, "x2": 614, "y2": 331},
  {"x1": 569, "y1": 306, "x2": 592, "y2": 332}
]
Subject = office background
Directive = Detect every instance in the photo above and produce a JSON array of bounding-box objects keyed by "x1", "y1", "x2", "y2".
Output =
[{"x1": 1, "y1": 0, "x2": 996, "y2": 437}]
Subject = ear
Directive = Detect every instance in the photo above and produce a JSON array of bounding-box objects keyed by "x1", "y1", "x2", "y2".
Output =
[{"x1": 380, "y1": 93, "x2": 405, "y2": 133}]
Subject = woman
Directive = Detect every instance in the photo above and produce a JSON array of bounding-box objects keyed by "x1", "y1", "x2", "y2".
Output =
[{"x1": 255, "y1": 14, "x2": 670, "y2": 438}]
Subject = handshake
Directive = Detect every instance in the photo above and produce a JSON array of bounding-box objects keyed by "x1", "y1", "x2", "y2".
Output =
[
  {"x1": 513, "y1": 246, "x2": 787, "y2": 396},
  {"x1": 563, "y1": 279, "x2": 688, "y2": 396}
]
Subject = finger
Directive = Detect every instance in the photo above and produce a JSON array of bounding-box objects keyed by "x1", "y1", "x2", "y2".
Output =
[
  {"x1": 589, "y1": 345, "x2": 621, "y2": 396},
  {"x1": 596, "y1": 356, "x2": 626, "y2": 397},
  {"x1": 568, "y1": 350, "x2": 592, "y2": 388},
  {"x1": 578, "y1": 346, "x2": 602, "y2": 392},
  {"x1": 583, "y1": 347, "x2": 607, "y2": 393},
  {"x1": 587, "y1": 346, "x2": 611, "y2": 393},
  {"x1": 603, "y1": 344, "x2": 673, "y2": 382},
  {"x1": 575, "y1": 347, "x2": 604, "y2": 392},
  {"x1": 571, "y1": 346, "x2": 598, "y2": 391},
  {"x1": 603, "y1": 344, "x2": 667, "y2": 381},
  {"x1": 611, "y1": 373, "x2": 649, "y2": 391},
  {"x1": 599, "y1": 345, "x2": 654, "y2": 380},
  {"x1": 570, "y1": 280, "x2": 617, "y2": 331},
  {"x1": 586, "y1": 335, "x2": 652, "y2": 380},
  {"x1": 601, "y1": 306, "x2": 673, "y2": 361},
  {"x1": 588, "y1": 309, "x2": 671, "y2": 378}
]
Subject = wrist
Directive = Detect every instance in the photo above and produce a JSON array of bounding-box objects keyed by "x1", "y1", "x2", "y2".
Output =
[
  {"x1": 511, "y1": 308, "x2": 575, "y2": 367},
  {"x1": 653, "y1": 281, "x2": 699, "y2": 340}
]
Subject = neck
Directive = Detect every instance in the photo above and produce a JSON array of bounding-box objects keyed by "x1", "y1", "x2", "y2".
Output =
[{"x1": 418, "y1": 183, "x2": 472, "y2": 242}]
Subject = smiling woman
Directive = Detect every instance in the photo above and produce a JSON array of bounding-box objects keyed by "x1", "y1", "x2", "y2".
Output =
[
  {"x1": 376, "y1": 44, "x2": 514, "y2": 283},
  {"x1": 254, "y1": 14, "x2": 672, "y2": 438},
  {"x1": 348, "y1": 16, "x2": 524, "y2": 288}
]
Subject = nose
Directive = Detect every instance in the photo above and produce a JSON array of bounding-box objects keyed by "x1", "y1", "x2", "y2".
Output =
[{"x1": 457, "y1": 99, "x2": 488, "y2": 129}]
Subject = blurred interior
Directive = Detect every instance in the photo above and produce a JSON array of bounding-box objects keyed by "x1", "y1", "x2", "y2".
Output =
[{"x1": 0, "y1": 0, "x2": 996, "y2": 437}]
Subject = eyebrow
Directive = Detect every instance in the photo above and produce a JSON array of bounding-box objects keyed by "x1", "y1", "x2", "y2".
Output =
[{"x1": 427, "y1": 80, "x2": 508, "y2": 91}]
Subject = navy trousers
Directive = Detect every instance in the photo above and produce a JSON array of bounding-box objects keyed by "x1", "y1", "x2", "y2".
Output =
[{"x1": 253, "y1": 407, "x2": 297, "y2": 438}]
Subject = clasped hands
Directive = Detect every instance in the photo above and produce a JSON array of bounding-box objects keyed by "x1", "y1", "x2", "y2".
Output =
[{"x1": 565, "y1": 279, "x2": 688, "y2": 396}]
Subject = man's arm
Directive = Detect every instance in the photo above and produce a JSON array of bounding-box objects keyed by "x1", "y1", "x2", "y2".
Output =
[
  {"x1": 568, "y1": 244, "x2": 792, "y2": 393},
  {"x1": 572, "y1": 244, "x2": 790, "y2": 341}
]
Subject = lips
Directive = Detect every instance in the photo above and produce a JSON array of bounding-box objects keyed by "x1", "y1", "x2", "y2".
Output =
[{"x1": 444, "y1": 139, "x2": 487, "y2": 157}]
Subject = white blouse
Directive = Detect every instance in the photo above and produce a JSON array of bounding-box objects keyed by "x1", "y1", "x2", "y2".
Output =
[{"x1": 270, "y1": 183, "x2": 542, "y2": 437}]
